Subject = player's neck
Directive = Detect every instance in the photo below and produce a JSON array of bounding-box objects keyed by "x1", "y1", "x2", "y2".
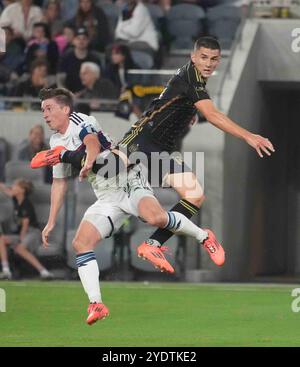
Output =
[{"x1": 58, "y1": 119, "x2": 70, "y2": 135}]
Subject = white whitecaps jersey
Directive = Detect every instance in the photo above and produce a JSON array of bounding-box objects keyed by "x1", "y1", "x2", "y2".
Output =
[{"x1": 50, "y1": 112, "x2": 113, "y2": 179}]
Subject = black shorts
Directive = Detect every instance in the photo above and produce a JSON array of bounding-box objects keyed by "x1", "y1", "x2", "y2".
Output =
[
  {"x1": 118, "y1": 127, "x2": 192, "y2": 187},
  {"x1": 146, "y1": 151, "x2": 192, "y2": 187}
]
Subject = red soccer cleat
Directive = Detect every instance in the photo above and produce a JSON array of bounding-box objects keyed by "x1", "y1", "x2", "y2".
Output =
[
  {"x1": 202, "y1": 229, "x2": 225, "y2": 266},
  {"x1": 86, "y1": 302, "x2": 109, "y2": 325},
  {"x1": 137, "y1": 241, "x2": 175, "y2": 273},
  {"x1": 30, "y1": 146, "x2": 66, "y2": 168}
]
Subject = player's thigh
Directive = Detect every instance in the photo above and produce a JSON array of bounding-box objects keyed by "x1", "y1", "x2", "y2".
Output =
[
  {"x1": 137, "y1": 196, "x2": 167, "y2": 227},
  {"x1": 82, "y1": 199, "x2": 127, "y2": 241},
  {"x1": 165, "y1": 171, "x2": 204, "y2": 203}
]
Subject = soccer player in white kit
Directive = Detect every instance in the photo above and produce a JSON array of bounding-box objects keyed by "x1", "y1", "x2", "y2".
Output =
[{"x1": 37, "y1": 87, "x2": 223, "y2": 325}]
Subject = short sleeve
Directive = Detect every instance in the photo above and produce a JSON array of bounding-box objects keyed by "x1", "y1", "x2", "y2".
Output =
[
  {"x1": 52, "y1": 163, "x2": 72, "y2": 179},
  {"x1": 78, "y1": 123, "x2": 98, "y2": 142},
  {"x1": 50, "y1": 135, "x2": 73, "y2": 179}
]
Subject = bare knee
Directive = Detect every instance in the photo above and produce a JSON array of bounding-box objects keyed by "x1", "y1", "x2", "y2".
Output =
[
  {"x1": 72, "y1": 236, "x2": 89, "y2": 254},
  {"x1": 72, "y1": 221, "x2": 101, "y2": 254},
  {"x1": 145, "y1": 212, "x2": 167, "y2": 228}
]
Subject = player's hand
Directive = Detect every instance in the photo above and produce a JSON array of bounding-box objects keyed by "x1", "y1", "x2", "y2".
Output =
[
  {"x1": 245, "y1": 133, "x2": 275, "y2": 158},
  {"x1": 42, "y1": 222, "x2": 55, "y2": 248},
  {"x1": 79, "y1": 161, "x2": 93, "y2": 182},
  {"x1": 31, "y1": 146, "x2": 65, "y2": 169}
]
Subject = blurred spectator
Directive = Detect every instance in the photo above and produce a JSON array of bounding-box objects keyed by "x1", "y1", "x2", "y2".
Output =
[
  {"x1": 41, "y1": 0, "x2": 64, "y2": 38},
  {"x1": 12, "y1": 59, "x2": 56, "y2": 109},
  {"x1": 67, "y1": 0, "x2": 111, "y2": 52},
  {"x1": 104, "y1": 43, "x2": 139, "y2": 93},
  {"x1": 0, "y1": 0, "x2": 16, "y2": 12},
  {"x1": 25, "y1": 22, "x2": 59, "y2": 74},
  {"x1": 0, "y1": 179, "x2": 53, "y2": 280},
  {"x1": 17, "y1": 124, "x2": 52, "y2": 183},
  {"x1": 59, "y1": 0, "x2": 79, "y2": 21},
  {"x1": 54, "y1": 24, "x2": 76, "y2": 55},
  {"x1": 115, "y1": 0, "x2": 159, "y2": 56},
  {"x1": 105, "y1": 43, "x2": 144, "y2": 118},
  {"x1": 0, "y1": 25, "x2": 25, "y2": 83},
  {"x1": 58, "y1": 26, "x2": 102, "y2": 93},
  {"x1": 0, "y1": 0, "x2": 43, "y2": 41},
  {"x1": 77, "y1": 61, "x2": 119, "y2": 110},
  {"x1": 17, "y1": 124, "x2": 49, "y2": 161}
]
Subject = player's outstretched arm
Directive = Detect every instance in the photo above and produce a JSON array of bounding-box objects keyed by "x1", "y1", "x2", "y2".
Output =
[
  {"x1": 42, "y1": 178, "x2": 68, "y2": 247},
  {"x1": 79, "y1": 134, "x2": 101, "y2": 181},
  {"x1": 195, "y1": 99, "x2": 275, "y2": 158}
]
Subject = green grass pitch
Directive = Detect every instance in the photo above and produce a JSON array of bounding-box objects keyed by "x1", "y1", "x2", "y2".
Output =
[{"x1": 0, "y1": 281, "x2": 300, "y2": 347}]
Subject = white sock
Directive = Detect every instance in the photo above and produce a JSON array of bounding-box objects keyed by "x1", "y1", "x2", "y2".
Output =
[
  {"x1": 2, "y1": 261, "x2": 10, "y2": 273},
  {"x1": 164, "y1": 211, "x2": 208, "y2": 243},
  {"x1": 76, "y1": 252, "x2": 102, "y2": 303},
  {"x1": 40, "y1": 268, "x2": 50, "y2": 276}
]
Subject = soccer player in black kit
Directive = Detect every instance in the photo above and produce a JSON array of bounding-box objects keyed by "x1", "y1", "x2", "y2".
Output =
[{"x1": 33, "y1": 36, "x2": 275, "y2": 273}]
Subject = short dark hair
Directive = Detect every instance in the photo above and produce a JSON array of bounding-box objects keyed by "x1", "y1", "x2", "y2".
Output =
[
  {"x1": 33, "y1": 22, "x2": 50, "y2": 39},
  {"x1": 30, "y1": 59, "x2": 48, "y2": 74},
  {"x1": 39, "y1": 87, "x2": 74, "y2": 113},
  {"x1": 194, "y1": 36, "x2": 221, "y2": 52}
]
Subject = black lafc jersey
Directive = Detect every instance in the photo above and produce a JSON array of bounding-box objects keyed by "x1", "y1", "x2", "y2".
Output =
[{"x1": 120, "y1": 61, "x2": 210, "y2": 152}]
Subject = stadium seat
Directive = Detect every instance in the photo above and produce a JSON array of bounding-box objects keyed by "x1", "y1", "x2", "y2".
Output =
[
  {"x1": 206, "y1": 4, "x2": 242, "y2": 50},
  {"x1": 0, "y1": 137, "x2": 10, "y2": 181},
  {"x1": 30, "y1": 184, "x2": 66, "y2": 258},
  {"x1": 4, "y1": 160, "x2": 44, "y2": 184},
  {"x1": 0, "y1": 191, "x2": 13, "y2": 231},
  {"x1": 166, "y1": 4, "x2": 205, "y2": 50},
  {"x1": 145, "y1": 3, "x2": 164, "y2": 30},
  {"x1": 100, "y1": 1, "x2": 120, "y2": 33},
  {"x1": 130, "y1": 49, "x2": 154, "y2": 69}
]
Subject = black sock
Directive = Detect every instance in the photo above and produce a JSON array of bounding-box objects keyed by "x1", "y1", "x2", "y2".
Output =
[{"x1": 149, "y1": 199, "x2": 200, "y2": 246}]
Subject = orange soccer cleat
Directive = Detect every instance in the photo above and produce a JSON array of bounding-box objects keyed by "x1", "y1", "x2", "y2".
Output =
[
  {"x1": 202, "y1": 229, "x2": 225, "y2": 266},
  {"x1": 86, "y1": 302, "x2": 109, "y2": 325},
  {"x1": 137, "y1": 241, "x2": 175, "y2": 274},
  {"x1": 30, "y1": 146, "x2": 66, "y2": 169}
]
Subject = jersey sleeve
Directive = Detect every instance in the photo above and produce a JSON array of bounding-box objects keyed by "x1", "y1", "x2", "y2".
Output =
[
  {"x1": 185, "y1": 63, "x2": 210, "y2": 104},
  {"x1": 50, "y1": 135, "x2": 72, "y2": 179},
  {"x1": 72, "y1": 113, "x2": 99, "y2": 142}
]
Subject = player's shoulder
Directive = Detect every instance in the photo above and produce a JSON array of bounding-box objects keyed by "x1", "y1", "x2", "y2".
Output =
[
  {"x1": 70, "y1": 112, "x2": 100, "y2": 128},
  {"x1": 49, "y1": 132, "x2": 61, "y2": 148},
  {"x1": 69, "y1": 112, "x2": 89, "y2": 126},
  {"x1": 175, "y1": 61, "x2": 193, "y2": 79}
]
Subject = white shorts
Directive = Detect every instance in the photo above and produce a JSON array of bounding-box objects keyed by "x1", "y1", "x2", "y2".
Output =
[{"x1": 82, "y1": 166, "x2": 155, "y2": 238}]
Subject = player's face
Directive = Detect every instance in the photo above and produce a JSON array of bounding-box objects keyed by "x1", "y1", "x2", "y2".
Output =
[
  {"x1": 191, "y1": 47, "x2": 221, "y2": 78},
  {"x1": 41, "y1": 98, "x2": 70, "y2": 133}
]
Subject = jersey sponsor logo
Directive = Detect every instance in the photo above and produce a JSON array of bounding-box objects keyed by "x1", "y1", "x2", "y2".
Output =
[{"x1": 195, "y1": 86, "x2": 206, "y2": 92}]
